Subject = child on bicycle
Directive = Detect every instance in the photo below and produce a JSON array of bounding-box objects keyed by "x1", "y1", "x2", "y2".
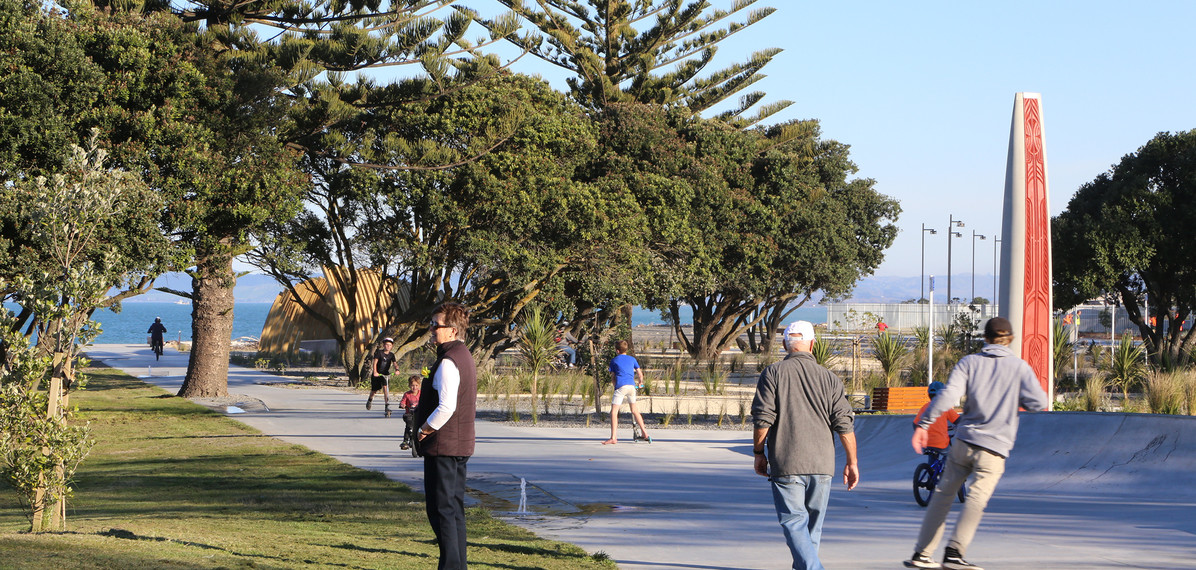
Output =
[
  {"x1": 399, "y1": 375, "x2": 421, "y2": 450},
  {"x1": 914, "y1": 381, "x2": 959, "y2": 458}
]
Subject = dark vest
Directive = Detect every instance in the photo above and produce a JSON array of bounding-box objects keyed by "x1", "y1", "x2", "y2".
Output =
[{"x1": 414, "y1": 340, "x2": 477, "y2": 457}]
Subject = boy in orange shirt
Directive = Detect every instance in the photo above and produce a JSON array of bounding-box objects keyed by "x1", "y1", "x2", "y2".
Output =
[{"x1": 914, "y1": 381, "x2": 960, "y2": 455}]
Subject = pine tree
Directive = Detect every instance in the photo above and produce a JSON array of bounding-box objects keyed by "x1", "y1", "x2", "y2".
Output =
[{"x1": 475, "y1": 0, "x2": 790, "y2": 126}]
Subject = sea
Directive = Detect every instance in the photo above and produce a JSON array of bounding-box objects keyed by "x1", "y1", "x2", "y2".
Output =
[{"x1": 38, "y1": 302, "x2": 828, "y2": 345}]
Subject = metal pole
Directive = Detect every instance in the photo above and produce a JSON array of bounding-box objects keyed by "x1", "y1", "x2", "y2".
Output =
[
  {"x1": 993, "y1": 236, "x2": 1000, "y2": 307},
  {"x1": 947, "y1": 215, "x2": 964, "y2": 304},
  {"x1": 921, "y1": 224, "x2": 937, "y2": 304},
  {"x1": 971, "y1": 231, "x2": 986, "y2": 304},
  {"x1": 928, "y1": 275, "x2": 935, "y2": 382}
]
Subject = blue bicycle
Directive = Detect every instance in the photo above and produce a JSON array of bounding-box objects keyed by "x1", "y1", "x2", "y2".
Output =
[{"x1": 912, "y1": 449, "x2": 967, "y2": 507}]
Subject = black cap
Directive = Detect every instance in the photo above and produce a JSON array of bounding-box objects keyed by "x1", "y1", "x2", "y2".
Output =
[{"x1": 984, "y1": 317, "x2": 1014, "y2": 339}]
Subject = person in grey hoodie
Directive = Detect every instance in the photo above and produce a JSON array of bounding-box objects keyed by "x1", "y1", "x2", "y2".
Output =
[
  {"x1": 904, "y1": 317, "x2": 1049, "y2": 570},
  {"x1": 752, "y1": 321, "x2": 858, "y2": 570}
]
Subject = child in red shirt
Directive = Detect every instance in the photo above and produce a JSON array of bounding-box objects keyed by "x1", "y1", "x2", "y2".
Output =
[{"x1": 399, "y1": 375, "x2": 421, "y2": 450}]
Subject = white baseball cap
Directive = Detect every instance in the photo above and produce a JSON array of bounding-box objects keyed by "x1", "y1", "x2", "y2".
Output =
[{"x1": 784, "y1": 321, "x2": 816, "y2": 341}]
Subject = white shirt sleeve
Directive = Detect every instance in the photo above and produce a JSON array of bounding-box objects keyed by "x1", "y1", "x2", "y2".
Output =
[{"x1": 425, "y1": 358, "x2": 460, "y2": 430}]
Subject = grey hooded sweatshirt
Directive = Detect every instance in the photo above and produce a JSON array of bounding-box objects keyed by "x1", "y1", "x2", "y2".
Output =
[{"x1": 919, "y1": 343, "x2": 1049, "y2": 457}]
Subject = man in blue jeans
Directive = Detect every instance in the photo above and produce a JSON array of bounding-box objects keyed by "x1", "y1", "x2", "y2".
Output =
[{"x1": 752, "y1": 321, "x2": 859, "y2": 570}]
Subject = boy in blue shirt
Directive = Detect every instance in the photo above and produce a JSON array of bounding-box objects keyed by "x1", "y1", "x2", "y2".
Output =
[{"x1": 603, "y1": 340, "x2": 651, "y2": 444}]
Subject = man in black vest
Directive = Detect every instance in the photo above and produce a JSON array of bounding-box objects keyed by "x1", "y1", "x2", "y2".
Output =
[{"x1": 414, "y1": 302, "x2": 477, "y2": 570}]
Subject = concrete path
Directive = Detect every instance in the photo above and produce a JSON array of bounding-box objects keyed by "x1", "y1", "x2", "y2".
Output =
[{"x1": 85, "y1": 344, "x2": 1196, "y2": 570}]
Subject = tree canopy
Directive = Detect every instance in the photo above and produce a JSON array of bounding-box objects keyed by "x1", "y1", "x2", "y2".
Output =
[
  {"x1": 1053, "y1": 129, "x2": 1196, "y2": 365},
  {"x1": 591, "y1": 104, "x2": 899, "y2": 359},
  {"x1": 247, "y1": 72, "x2": 642, "y2": 376}
]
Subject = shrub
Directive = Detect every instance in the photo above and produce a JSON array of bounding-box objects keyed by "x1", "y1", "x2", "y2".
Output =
[
  {"x1": 1082, "y1": 374, "x2": 1107, "y2": 412},
  {"x1": 700, "y1": 366, "x2": 726, "y2": 395},
  {"x1": 1144, "y1": 370, "x2": 1186, "y2": 415}
]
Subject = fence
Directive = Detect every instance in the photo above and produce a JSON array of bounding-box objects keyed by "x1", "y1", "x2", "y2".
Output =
[
  {"x1": 825, "y1": 301, "x2": 1156, "y2": 338},
  {"x1": 825, "y1": 303, "x2": 998, "y2": 333}
]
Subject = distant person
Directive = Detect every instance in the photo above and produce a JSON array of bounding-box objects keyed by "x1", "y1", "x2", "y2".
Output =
[
  {"x1": 914, "y1": 381, "x2": 960, "y2": 457},
  {"x1": 400, "y1": 374, "x2": 421, "y2": 451},
  {"x1": 147, "y1": 317, "x2": 167, "y2": 353},
  {"x1": 367, "y1": 337, "x2": 395, "y2": 413},
  {"x1": 556, "y1": 325, "x2": 578, "y2": 368},
  {"x1": 904, "y1": 317, "x2": 1048, "y2": 570},
  {"x1": 413, "y1": 302, "x2": 477, "y2": 570},
  {"x1": 877, "y1": 320, "x2": 889, "y2": 334},
  {"x1": 603, "y1": 340, "x2": 650, "y2": 445},
  {"x1": 752, "y1": 320, "x2": 858, "y2": 570}
]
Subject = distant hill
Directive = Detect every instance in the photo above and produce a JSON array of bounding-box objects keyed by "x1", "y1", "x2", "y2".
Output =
[{"x1": 838, "y1": 274, "x2": 996, "y2": 304}]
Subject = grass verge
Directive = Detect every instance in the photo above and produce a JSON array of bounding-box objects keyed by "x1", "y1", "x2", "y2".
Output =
[{"x1": 0, "y1": 367, "x2": 614, "y2": 569}]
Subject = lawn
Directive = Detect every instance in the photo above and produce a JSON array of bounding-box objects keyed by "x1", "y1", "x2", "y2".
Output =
[{"x1": 0, "y1": 367, "x2": 615, "y2": 569}]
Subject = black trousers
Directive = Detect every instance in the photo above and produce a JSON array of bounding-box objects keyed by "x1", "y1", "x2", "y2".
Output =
[{"x1": 424, "y1": 455, "x2": 469, "y2": 570}]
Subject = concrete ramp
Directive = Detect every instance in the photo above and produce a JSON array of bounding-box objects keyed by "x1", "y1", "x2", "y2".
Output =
[{"x1": 853, "y1": 412, "x2": 1196, "y2": 499}]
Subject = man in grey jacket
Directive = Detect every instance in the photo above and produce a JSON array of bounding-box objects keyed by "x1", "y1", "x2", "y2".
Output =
[
  {"x1": 752, "y1": 321, "x2": 858, "y2": 570},
  {"x1": 904, "y1": 317, "x2": 1049, "y2": 570}
]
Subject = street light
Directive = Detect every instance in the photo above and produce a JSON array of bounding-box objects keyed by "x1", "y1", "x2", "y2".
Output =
[
  {"x1": 971, "y1": 231, "x2": 986, "y2": 304},
  {"x1": 946, "y1": 215, "x2": 964, "y2": 304},
  {"x1": 921, "y1": 223, "x2": 937, "y2": 302},
  {"x1": 993, "y1": 235, "x2": 1001, "y2": 305}
]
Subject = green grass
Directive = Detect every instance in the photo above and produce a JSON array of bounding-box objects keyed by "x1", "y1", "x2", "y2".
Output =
[{"x1": 0, "y1": 368, "x2": 615, "y2": 569}]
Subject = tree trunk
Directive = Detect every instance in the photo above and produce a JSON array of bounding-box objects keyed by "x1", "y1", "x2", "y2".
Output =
[{"x1": 178, "y1": 253, "x2": 235, "y2": 398}]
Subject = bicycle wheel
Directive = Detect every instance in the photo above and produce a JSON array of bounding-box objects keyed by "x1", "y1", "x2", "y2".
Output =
[{"x1": 913, "y1": 463, "x2": 935, "y2": 507}]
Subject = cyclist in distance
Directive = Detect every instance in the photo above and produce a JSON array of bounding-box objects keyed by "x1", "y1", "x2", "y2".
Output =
[{"x1": 148, "y1": 317, "x2": 167, "y2": 356}]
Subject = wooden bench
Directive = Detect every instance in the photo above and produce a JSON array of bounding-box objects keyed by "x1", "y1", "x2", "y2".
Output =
[{"x1": 870, "y1": 386, "x2": 928, "y2": 414}]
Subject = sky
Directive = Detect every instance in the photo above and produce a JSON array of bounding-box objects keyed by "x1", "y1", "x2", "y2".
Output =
[
  {"x1": 709, "y1": 1, "x2": 1196, "y2": 280},
  {"x1": 483, "y1": 1, "x2": 1196, "y2": 289}
]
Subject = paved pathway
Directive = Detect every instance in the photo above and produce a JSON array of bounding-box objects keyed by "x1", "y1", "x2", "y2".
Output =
[{"x1": 85, "y1": 344, "x2": 1196, "y2": 569}]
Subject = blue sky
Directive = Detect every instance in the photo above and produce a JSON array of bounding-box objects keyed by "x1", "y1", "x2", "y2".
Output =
[
  {"x1": 709, "y1": 1, "x2": 1196, "y2": 279},
  {"x1": 487, "y1": 1, "x2": 1196, "y2": 284}
]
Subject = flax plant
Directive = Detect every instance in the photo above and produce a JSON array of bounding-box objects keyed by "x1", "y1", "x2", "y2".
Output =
[
  {"x1": 811, "y1": 334, "x2": 837, "y2": 368},
  {"x1": 517, "y1": 306, "x2": 560, "y2": 424},
  {"x1": 872, "y1": 331, "x2": 910, "y2": 387},
  {"x1": 1106, "y1": 333, "x2": 1147, "y2": 402}
]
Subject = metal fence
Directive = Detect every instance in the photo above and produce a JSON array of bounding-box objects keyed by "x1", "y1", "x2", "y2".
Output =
[
  {"x1": 825, "y1": 301, "x2": 1152, "y2": 337},
  {"x1": 826, "y1": 303, "x2": 998, "y2": 333}
]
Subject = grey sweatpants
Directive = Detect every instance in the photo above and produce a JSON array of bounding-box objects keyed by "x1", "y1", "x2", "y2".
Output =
[{"x1": 914, "y1": 441, "x2": 1007, "y2": 557}]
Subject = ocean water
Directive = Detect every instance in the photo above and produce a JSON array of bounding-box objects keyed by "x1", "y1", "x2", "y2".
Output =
[
  {"x1": 91, "y1": 302, "x2": 274, "y2": 344},
  {"x1": 15, "y1": 301, "x2": 827, "y2": 345}
]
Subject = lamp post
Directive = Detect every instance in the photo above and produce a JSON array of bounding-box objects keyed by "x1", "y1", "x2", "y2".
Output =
[
  {"x1": 928, "y1": 275, "x2": 935, "y2": 382},
  {"x1": 992, "y1": 235, "x2": 1001, "y2": 306},
  {"x1": 947, "y1": 215, "x2": 964, "y2": 304},
  {"x1": 971, "y1": 231, "x2": 986, "y2": 304},
  {"x1": 921, "y1": 223, "x2": 937, "y2": 302}
]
